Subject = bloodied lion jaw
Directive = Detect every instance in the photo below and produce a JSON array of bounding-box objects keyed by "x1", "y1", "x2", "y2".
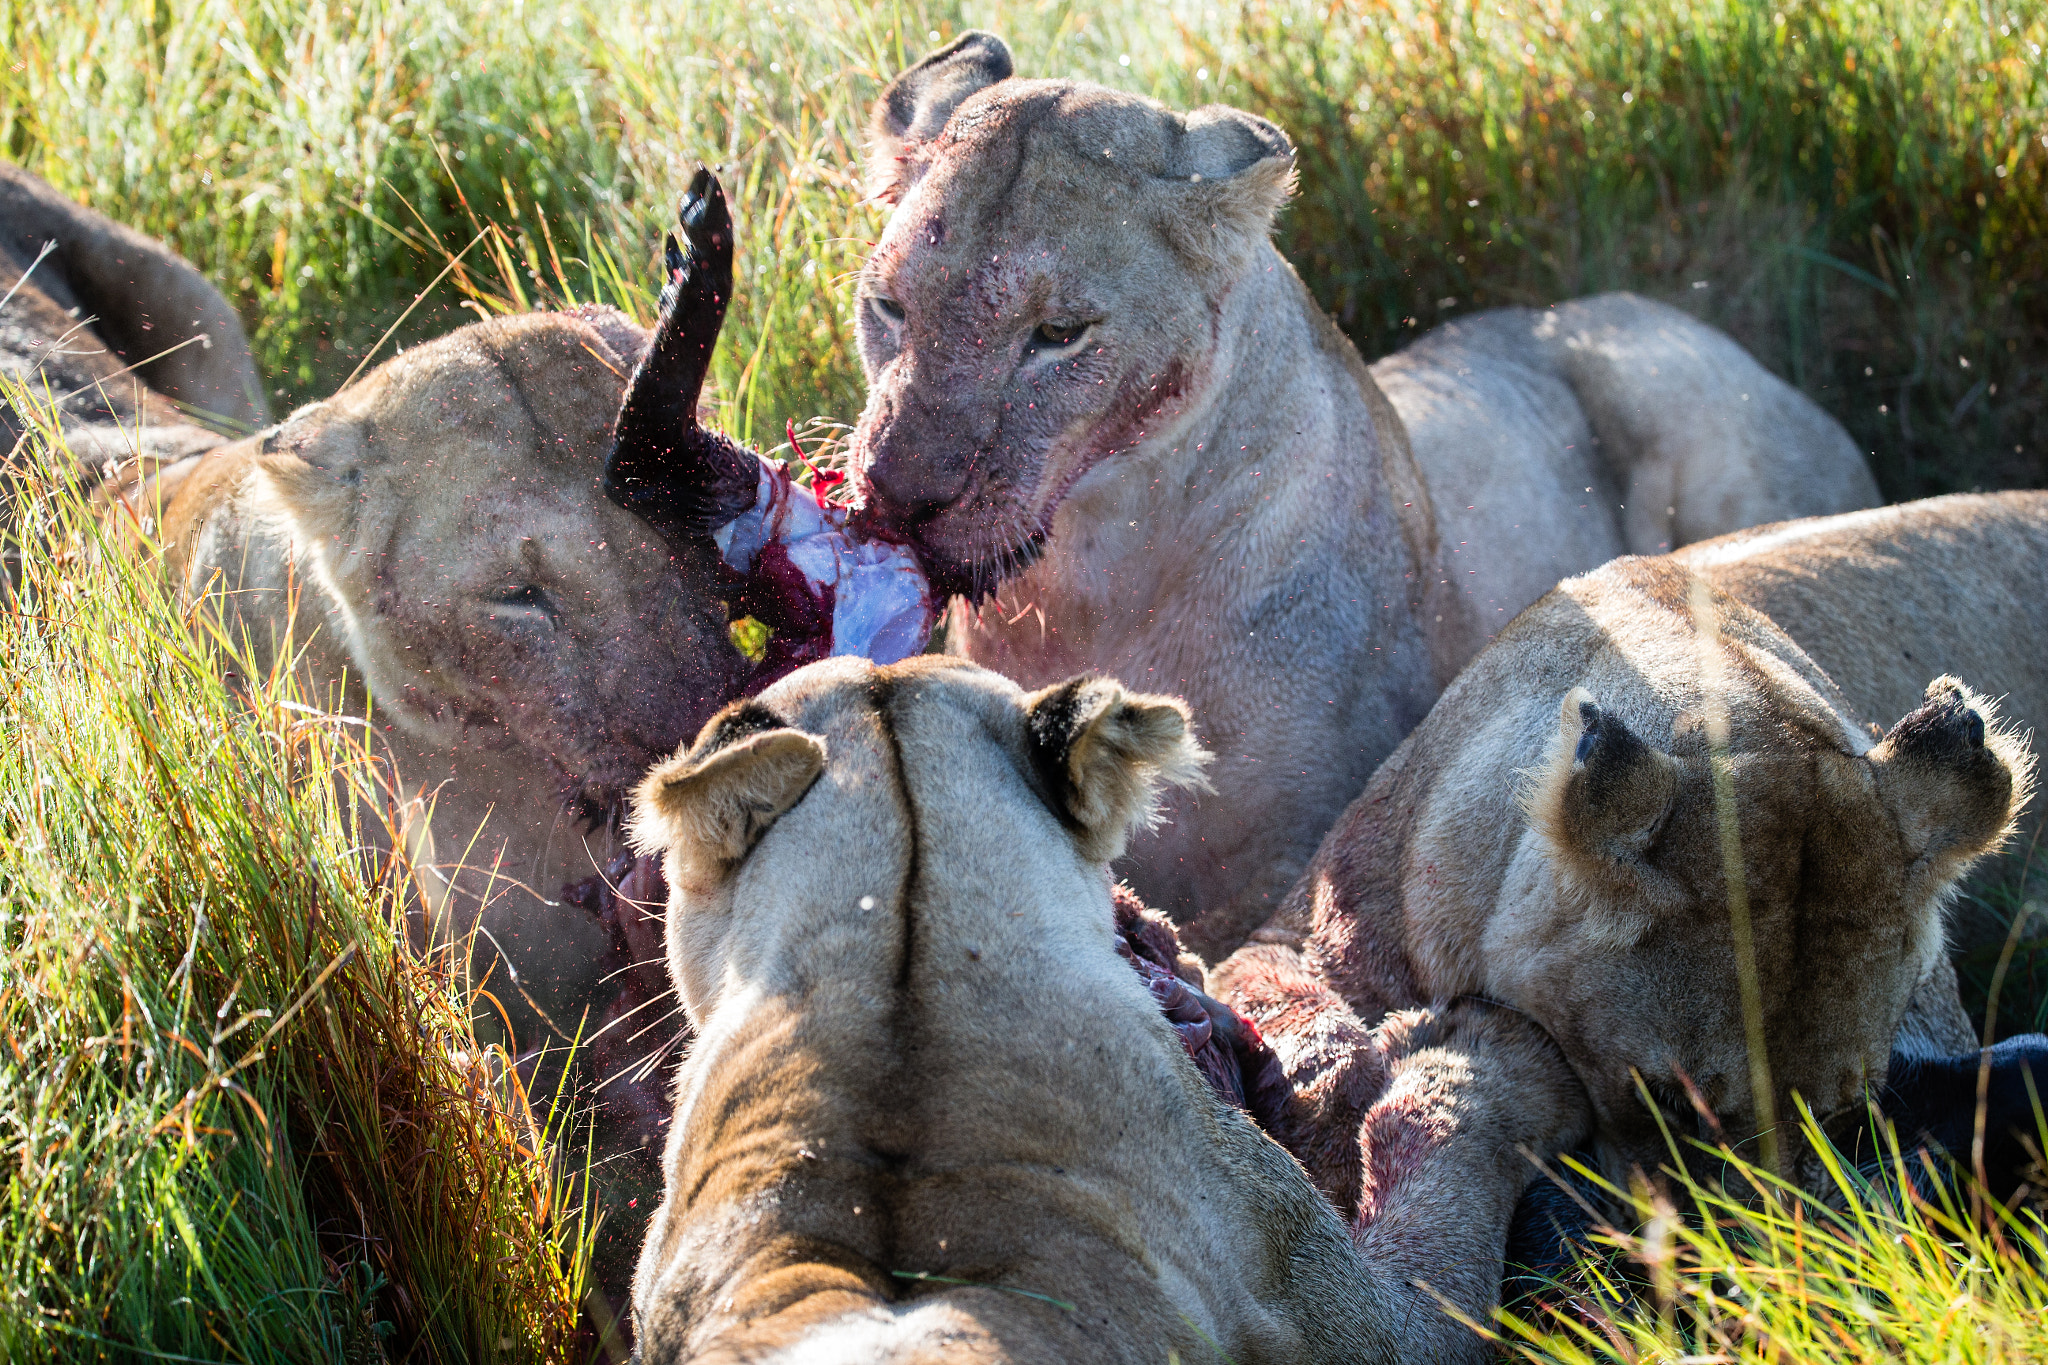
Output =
[
  {"x1": 230, "y1": 307, "x2": 753, "y2": 815},
  {"x1": 848, "y1": 34, "x2": 1294, "y2": 597}
]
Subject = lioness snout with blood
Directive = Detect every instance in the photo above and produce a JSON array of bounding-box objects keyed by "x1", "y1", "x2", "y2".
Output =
[
  {"x1": 1219, "y1": 493, "x2": 2044, "y2": 1201},
  {"x1": 622, "y1": 655, "x2": 1589, "y2": 1364},
  {"x1": 848, "y1": 33, "x2": 1881, "y2": 955}
]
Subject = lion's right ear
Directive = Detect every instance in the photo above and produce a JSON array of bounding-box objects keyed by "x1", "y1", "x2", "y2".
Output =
[
  {"x1": 1023, "y1": 675, "x2": 1213, "y2": 864},
  {"x1": 628, "y1": 728, "x2": 828, "y2": 885},
  {"x1": 247, "y1": 413, "x2": 385, "y2": 551},
  {"x1": 1868, "y1": 676, "x2": 2034, "y2": 883},
  {"x1": 1525, "y1": 688, "x2": 1680, "y2": 885},
  {"x1": 865, "y1": 31, "x2": 1013, "y2": 203}
]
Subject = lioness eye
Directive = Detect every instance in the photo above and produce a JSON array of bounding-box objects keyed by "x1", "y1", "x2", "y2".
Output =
[
  {"x1": 870, "y1": 295, "x2": 906, "y2": 326},
  {"x1": 1033, "y1": 319, "x2": 1087, "y2": 348}
]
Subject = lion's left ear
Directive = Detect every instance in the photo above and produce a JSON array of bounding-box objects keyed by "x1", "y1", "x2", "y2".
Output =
[
  {"x1": 1023, "y1": 675, "x2": 1213, "y2": 863},
  {"x1": 628, "y1": 726, "x2": 828, "y2": 885},
  {"x1": 1158, "y1": 105, "x2": 1297, "y2": 275},
  {"x1": 1525, "y1": 687, "x2": 1680, "y2": 882}
]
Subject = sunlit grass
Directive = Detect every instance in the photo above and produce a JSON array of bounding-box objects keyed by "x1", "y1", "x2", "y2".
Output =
[
  {"x1": 1498, "y1": 1108, "x2": 2048, "y2": 1365},
  {"x1": 0, "y1": 380, "x2": 592, "y2": 1361},
  {"x1": 3, "y1": 0, "x2": 2040, "y2": 489},
  {"x1": 3, "y1": 2, "x2": 2046, "y2": 1357}
]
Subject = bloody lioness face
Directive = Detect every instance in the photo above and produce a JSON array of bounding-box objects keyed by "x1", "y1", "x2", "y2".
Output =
[
  {"x1": 255, "y1": 310, "x2": 754, "y2": 822},
  {"x1": 1500, "y1": 679, "x2": 2027, "y2": 1190},
  {"x1": 847, "y1": 36, "x2": 1295, "y2": 599}
]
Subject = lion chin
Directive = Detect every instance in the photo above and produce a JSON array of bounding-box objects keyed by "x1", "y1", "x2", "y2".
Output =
[{"x1": 856, "y1": 500, "x2": 1049, "y2": 605}]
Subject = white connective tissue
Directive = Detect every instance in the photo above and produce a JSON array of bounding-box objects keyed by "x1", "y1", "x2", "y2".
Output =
[{"x1": 711, "y1": 457, "x2": 937, "y2": 666}]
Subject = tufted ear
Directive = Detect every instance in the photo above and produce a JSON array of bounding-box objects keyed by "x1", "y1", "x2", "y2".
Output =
[
  {"x1": 1526, "y1": 688, "x2": 1680, "y2": 884},
  {"x1": 628, "y1": 723, "x2": 828, "y2": 886},
  {"x1": 1023, "y1": 675, "x2": 1213, "y2": 864},
  {"x1": 1869, "y1": 676, "x2": 2034, "y2": 882},
  {"x1": 1158, "y1": 105, "x2": 1297, "y2": 275},
  {"x1": 865, "y1": 31, "x2": 1014, "y2": 203}
]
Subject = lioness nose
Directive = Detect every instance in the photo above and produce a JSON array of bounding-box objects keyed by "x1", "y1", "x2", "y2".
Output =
[{"x1": 863, "y1": 444, "x2": 973, "y2": 526}]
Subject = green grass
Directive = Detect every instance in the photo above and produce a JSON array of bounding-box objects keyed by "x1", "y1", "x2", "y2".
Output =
[
  {"x1": 1497, "y1": 1108, "x2": 2048, "y2": 1365},
  {"x1": 4, "y1": 0, "x2": 2042, "y2": 486},
  {"x1": 4, "y1": 0, "x2": 2048, "y2": 1359},
  {"x1": 0, "y1": 382, "x2": 592, "y2": 1360}
]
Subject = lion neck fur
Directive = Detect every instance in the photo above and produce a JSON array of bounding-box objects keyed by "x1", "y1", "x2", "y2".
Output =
[{"x1": 634, "y1": 659, "x2": 1395, "y2": 1364}]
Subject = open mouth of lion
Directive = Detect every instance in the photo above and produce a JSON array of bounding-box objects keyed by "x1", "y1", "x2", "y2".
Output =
[{"x1": 850, "y1": 499, "x2": 1051, "y2": 606}]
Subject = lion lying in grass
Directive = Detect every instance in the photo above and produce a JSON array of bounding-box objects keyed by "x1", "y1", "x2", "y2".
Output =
[
  {"x1": 622, "y1": 656, "x2": 1588, "y2": 1363},
  {"x1": 847, "y1": 34, "x2": 1881, "y2": 956},
  {"x1": 2, "y1": 162, "x2": 265, "y2": 487},
  {"x1": 1217, "y1": 492, "x2": 2044, "y2": 1200},
  {"x1": 3, "y1": 165, "x2": 750, "y2": 1041},
  {"x1": 144, "y1": 302, "x2": 757, "y2": 1045}
]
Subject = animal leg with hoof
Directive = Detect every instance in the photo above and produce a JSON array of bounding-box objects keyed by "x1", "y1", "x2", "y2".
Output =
[{"x1": 605, "y1": 168, "x2": 758, "y2": 540}]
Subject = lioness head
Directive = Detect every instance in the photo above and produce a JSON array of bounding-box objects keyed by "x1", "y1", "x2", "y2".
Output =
[
  {"x1": 1506, "y1": 654, "x2": 2032, "y2": 1187},
  {"x1": 250, "y1": 306, "x2": 752, "y2": 819},
  {"x1": 619, "y1": 658, "x2": 1287, "y2": 1361},
  {"x1": 847, "y1": 33, "x2": 1295, "y2": 597}
]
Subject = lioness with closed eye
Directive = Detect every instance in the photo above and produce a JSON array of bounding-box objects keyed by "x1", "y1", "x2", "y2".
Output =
[{"x1": 624, "y1": 655, "x2": 1589, "y2": 1364}]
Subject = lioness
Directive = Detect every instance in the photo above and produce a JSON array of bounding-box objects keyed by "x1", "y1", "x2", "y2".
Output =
[
  {"x1": 1216, "y1": 492, "x2": 2043, "y2": 1196},
  {"x1": 2, "y1": 161, "x2": 265, "y2": 480},
  {"x1": 846, "y1": 34, "x2": 1880, "y2": 956},
  {"x1": 150, "y1": 301, "x2": 755, "y2": 1038},
  {"x1": 624, "y1": 657, "x2": 1588, "y2": 1363}
]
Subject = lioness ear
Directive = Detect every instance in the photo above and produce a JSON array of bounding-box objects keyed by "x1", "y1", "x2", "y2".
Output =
[
  {"x1": 1023, "y1": 675, "x2": 1213, "y2": 863},
  {"x1": 1526, "y1": 688, "x2": 1680, "y2": 879},
  {"x1": 249, "y1": 414, "x2": 383, "y2": 550},
  {"x1": 1159, "y1": 106, "x2": 1296, "y2": 275},
  {"x1": 628, "y1": 726, "x2": 828, "y2": 885},
  {"x1": 866, "y1": 31, "x2": 1014, "y2": 204},
  {"x1": 1869, "y1": 676, "x2": 2034, "y2": 880}
]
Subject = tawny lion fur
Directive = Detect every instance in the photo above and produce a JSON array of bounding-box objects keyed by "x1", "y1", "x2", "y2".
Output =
[
  {"x1": 146, "y1": 307, "x2": 754, "y2": 1035},
  {"x1": 846, "y1": 33, "x2": 1880, "y2": 956},
  {"x1": 1216, "y1": 493, "x2": 2044, "y2": 1198},
  {"x1": 623, "y1": 656, "x2": 1588, "y2": 1364},
  {"x1": 3, "y1": 171, "x2": 745, "y2": 1298}
]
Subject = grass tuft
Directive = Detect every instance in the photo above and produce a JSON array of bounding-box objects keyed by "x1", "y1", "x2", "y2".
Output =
[
  {"x1": 1498, "y1": 1107, "x2": 2048, "y2": 1364},
  {"x1": 0, "y1": 380, "x2": 591, "y2": 1360}
]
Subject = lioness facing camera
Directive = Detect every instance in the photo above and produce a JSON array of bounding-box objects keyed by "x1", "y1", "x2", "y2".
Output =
[
  {"x1": 1218, "y1": 493, "x2": 2044, "y2": 1198},
  {"x1": 848, "y1": 34, "x2": 1879, "y2": 956},
  {"x1": 624, "y1": 657, "x2": 1588, "y2": 1364}
]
